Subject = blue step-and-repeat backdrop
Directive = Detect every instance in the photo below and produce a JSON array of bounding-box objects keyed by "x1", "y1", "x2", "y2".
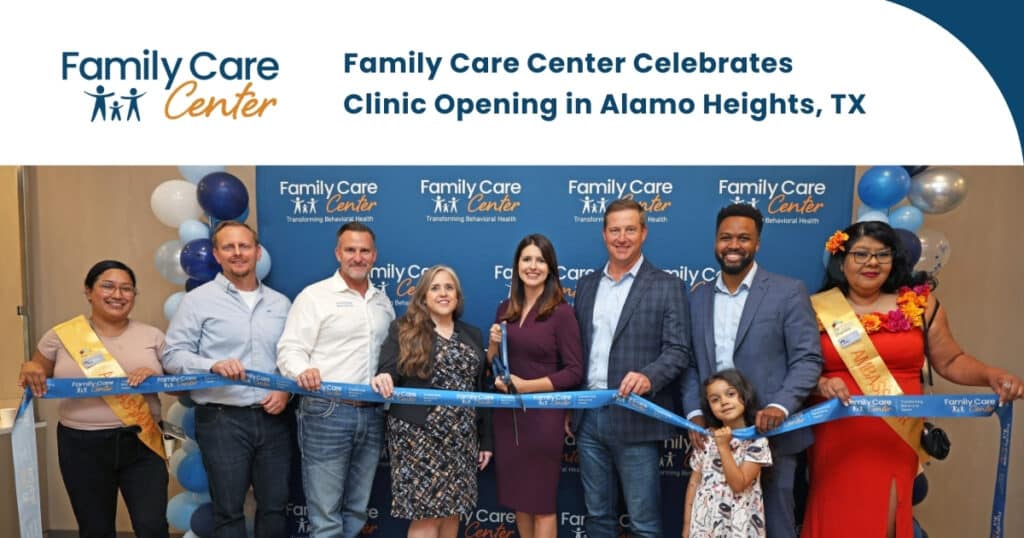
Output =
[{"x1": 255, "y1": 166, "x2": 855, "y2": 537}]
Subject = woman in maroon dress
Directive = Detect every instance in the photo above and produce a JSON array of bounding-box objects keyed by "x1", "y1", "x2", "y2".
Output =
[{"x1": 487, "y1": 234, "x2": 584, "y2": 538}]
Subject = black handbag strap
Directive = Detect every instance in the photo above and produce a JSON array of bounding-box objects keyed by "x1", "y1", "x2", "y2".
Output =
[{"x1": 924, "y1": 298, "x2": 940, "y2": 387}]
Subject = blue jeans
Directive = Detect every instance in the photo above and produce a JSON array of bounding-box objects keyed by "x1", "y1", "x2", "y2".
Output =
[
  {"x1": 297, "y1": 397, "x2": 384, "y2": 538},
  {"x1": 195, "y1": 404, "x2": 292, "y2": 538},
  {"x1": 577, "y1": 407, "x2": 662, "y2": 538}
]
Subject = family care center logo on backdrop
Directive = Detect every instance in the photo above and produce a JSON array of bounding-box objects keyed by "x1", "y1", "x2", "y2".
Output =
[
  {"x1": 370, "y1": 262, "x2": 431, "y2": 309},
  {"x1": 419, "y1": 177, "x2": 522, "y2": 224},
  {"x1": 278, "y1": 179, "x2": 379, "y2": 225},
  {"x1": 61, "y1": 49, "x2": 280, "y2": 122},
  {"x1": 716, "y1": 177, "x2": 828, "y2": 224},
  {"x1": 567, "y1": 177, "x2": 673, "y2": 224}
]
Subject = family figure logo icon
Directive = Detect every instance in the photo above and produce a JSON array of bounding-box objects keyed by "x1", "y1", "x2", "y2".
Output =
[
  {"x1": 291, "y1": 197, "x2": 320, "y2": 214},
  {"x1": 579, "y1": 196, "x2": 609, "y2": 214},
  {"x1": 84, "y1": 85, "x2": 146, "y2": 122},
  {"x1": 431, "y1": 195, "x2": 462, "y2": 214}
]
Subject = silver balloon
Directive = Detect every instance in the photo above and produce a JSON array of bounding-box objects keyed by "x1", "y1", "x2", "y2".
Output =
[
  {"x1": 914, "y1": 228, "x2": 951, "y2": 275},
  {"x1": 154, "y1": 239, "x2": 189, "y2": 286},
  {"x1": 908, "y1": 168, "x2": 968, "y2": 214}
]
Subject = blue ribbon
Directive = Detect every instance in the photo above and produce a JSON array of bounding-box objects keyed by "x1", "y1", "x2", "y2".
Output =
[{"x1": 14, "y1": 372, "x2": 1014, "y2": 537}]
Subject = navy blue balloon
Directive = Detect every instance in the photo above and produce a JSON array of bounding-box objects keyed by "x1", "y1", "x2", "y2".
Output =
[
  {"x1": 180, "y1": 239, "x2": 221, "y2": 281},
  {"x1": 185, "y1": 278, "x2": 204, "y2": 292},
  {"x1": 190, "y1": 503, "x2": 215, "y2": 538},
  {"x1": 197, "y1": 172, "x2": 249, "y2": 220},
  {"x1": 895, "y1": 228, "x2": 923, "y2": 269},
  {"x1": 858, "y1": 166, "x2": 910, "y2": 209},
  {"x1": 903, "y1": 166, "x2": 929, "y2": 177}
]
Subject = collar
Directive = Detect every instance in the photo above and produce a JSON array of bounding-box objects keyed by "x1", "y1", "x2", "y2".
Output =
[
  {"x1": 714, "y1": 262, "x2": 758, "y2": 295},
  {"x1": 602, "y1": 254, "x2": 644, "y2": 281},
  {"x1": 214, "y1": 272, "x2": 262, "y2": 295},
  {"x1": 329, "y1": 270, "x2": 379, "y2": 299}
]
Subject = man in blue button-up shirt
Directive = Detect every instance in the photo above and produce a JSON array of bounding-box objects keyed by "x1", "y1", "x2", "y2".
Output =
[{"x1": 163, "y1": 221, "x2": 292, "y2": 538}]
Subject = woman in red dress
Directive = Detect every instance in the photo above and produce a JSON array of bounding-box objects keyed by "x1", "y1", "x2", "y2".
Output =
[
  {"x1": 487, "y1": 234, "x2": 584, "y2": 538},
  {"x1": 801, "y1": 221, "x2": 1023, "y2": 538}
]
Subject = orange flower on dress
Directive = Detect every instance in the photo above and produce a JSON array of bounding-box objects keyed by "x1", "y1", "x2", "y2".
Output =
[
  {"x1": 860, "y1": 313, "x2": 883, "y2": 333},
  {"x1": 825, "y1": 230, "x2": 849, "y2": 254}
]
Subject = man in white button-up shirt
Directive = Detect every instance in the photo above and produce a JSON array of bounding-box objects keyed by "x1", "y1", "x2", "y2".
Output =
[{"x1": 277, "y1": 222, "x2": 396, "y2": 538}]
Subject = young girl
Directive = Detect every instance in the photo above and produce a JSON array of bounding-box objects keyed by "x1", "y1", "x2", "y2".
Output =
[{"x1": 683, "y1": 369, "x2": 773, "y2": 538}]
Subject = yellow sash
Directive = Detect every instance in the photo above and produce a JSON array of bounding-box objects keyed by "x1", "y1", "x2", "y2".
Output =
[
  {"x1": 811, "y1": 289, "x2": 928, "y2": 463},
  {"x1": 53, "y1": 315, "x2": 166, "y2": 459}
]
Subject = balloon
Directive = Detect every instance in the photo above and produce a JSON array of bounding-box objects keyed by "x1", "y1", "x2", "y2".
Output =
[
  {"x1": 888, "y1": 205, "x2": 924, "y2": 232},
  {"x1": 856, "y1": 210, "x2": 889, "y2": 224},
  {"x1": 821, "y1": 247, "x2": 832, "y2": 269},
  {"x1": 184, "y1": 531, "x2": 199, "y2": 538},
  {"x1": 163, "y1": 291, "x2": 186, "y2": 322},
  {"x1": 903, "y1": 166, "x2": 929, "y2": 177},
  {"x1": 186, "y1": 277, "x2": 211, "y2": 292},
  {"x1": 167, "y1": 492, "x2": 207, "y2": 532},
  {"x1": 857, "y1": 166, "x2": 911, "y2": 209},
  {"x1": 169, "y1": 448, "x2": 189, "y2": 478},
  {"x1": 180, "y1": 239, "x2": 221, "y2": 281},
  {"x1": 197, "y1": 172, "x2": 249, "y2": 220},
  {"x1": 177, "y1": 451, "x2": 209, "y2": 492},
  {"x1": 894, "y1": 229, "x2": 923, "y2": 268},
  {"x1": 182, "y1": 439, "x2": 200, "y2": 453},
  {"x1": 179, "y1": 166, "x2": 226, "y2": 185},
  {"x1": 915, "y1": 228, "x2": 952, "y2": 275},
  {"x1": 190, "y1": 502, "x2": 215, "y2": 538},
  {"x1": 182, "y1": 407, "x2": 197, "y2": 439},
  {"x1": 908, "y1": 168, "x2": 968, "y2": 214},
  {"x1": 178, "y1": 393, "x2": 197, "y2": 408},
  {"x1": 237, "y1": 207, "x2": 250, "y2": 223},
  {"x1": 856, "y1": 204, "x2": 883, "y2": 218},
  {"x1": 256, "y1": 245, "x2": 272, "y2": 281},
  {"x1": 151, "y1": 179, "x2": 205, "y2": 228},
  {"x1": 155, "y1": 239, "x2": 189, "y2": 286},
  {"x1": 165, "y1": 401, "x2": 187, "y2": 430},
  {"x1": 179, "y1": 219, "x2": 211, "y2": 244}
]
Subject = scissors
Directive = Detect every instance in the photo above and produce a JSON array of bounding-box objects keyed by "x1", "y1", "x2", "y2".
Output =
[{"x1": 492, "y1": 322, "x2": 526, "y2": 444}]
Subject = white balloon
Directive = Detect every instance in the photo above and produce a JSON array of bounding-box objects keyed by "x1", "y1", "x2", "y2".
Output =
[
  {"x1": 151, "y1": 179, "x2": 204, "y2": 228},
  {"x1": 154, "y1": 239, "x2": 188, "y2": 286}
]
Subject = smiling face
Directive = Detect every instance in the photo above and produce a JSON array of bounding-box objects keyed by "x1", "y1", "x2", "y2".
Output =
[
  {"x1": 602, "y1": 208, "x2": 647, "y2": 270},
  {"x1": 335, "y1": 230, "x2": 377, "y2": 285},
  {"x1": 841, "y1": 235, "x2": 893, "y2": 297},
  {"x1": 517, "y1": 244, "x2": 550, "y2": 292},
  {"x1": 706, "y1": 379, "x2": 746, "y2": 428},
  {"x1": 715, "y1": 216, "x2": 760, "y2": 276},
  {"x1": 86, "y1": 269, "x2": 136, "y2": 322},
  {"x1": 425, "y1": 269, "x2": 459, "y2": 322},
  {"x1": 212, "y1": 224, "x2": 261, "y2": 285}
]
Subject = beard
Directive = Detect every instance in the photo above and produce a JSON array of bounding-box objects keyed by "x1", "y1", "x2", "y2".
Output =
[{"x1": 715, "y1": 250, "x2": 754, "y2": 275}]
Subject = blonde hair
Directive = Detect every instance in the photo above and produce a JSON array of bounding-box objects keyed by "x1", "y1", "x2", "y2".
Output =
[{"x1": 397, "y1": 265, "x2": 464, "y2": 378}]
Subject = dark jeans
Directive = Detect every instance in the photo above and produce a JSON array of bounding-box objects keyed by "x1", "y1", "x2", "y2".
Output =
[
  {"x1": 57, "y1": 422, "x2": 169, "y2": 538},
  {"x1": 195, "y1": 404, "x2": 292, "y2": 538}
]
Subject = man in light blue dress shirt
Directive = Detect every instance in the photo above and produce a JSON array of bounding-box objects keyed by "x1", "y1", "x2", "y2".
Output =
[
  {"x1": 163, "y1": 221, "x2": 293, "y2": 538},
  {"x1": 682, "y1": 204, "x2": 822, "y2": 538}
]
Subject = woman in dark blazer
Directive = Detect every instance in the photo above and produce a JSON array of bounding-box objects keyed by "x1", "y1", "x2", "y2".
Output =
[{"x1": 371, "y1": 264, "x2": 493, "y2": 538}]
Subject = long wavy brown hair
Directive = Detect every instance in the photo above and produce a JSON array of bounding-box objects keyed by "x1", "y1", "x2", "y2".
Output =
[
  {"x1": 500, "y1": 234, "x2": 565, "y2": 323},
  {"x1": 397, "y1": 265, "x2": 464, "y2": 379}
]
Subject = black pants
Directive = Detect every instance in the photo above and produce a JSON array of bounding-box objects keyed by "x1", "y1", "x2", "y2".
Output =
[{"x1": 57, "y1": 423, "x2": 169, "y2": 538}]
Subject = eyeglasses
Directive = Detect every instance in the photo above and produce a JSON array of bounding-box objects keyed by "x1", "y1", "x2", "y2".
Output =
[
  {"x1": 848, "y1": 250, "x2": 893, "y2": 265},
  {"x1": 96, "y1": 281, "x2": 137, "y2": 296}
]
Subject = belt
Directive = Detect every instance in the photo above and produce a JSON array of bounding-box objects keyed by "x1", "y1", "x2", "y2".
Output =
[
  {"x1": 337, "y1": 399, "x2": 379, "y2": 408},
  {"x1": 197, "y1": 402, "x2": 263, "y2": 410}
]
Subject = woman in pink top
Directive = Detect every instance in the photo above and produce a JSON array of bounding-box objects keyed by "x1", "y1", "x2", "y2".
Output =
[{"x1": 18, "y1": 260, "x2": 169, "y2": 538}]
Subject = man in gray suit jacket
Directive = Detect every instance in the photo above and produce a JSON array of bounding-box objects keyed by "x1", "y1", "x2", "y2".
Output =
[
  {"x1": 682, "y1": 203, "x2": 822, "y2": 538},
  {"x1": 571, "y1": 198, "x2": 690, "y2": 538}
]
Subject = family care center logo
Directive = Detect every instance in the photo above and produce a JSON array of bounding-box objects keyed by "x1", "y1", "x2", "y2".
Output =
[
  {"x1": 370, "y1": 262, "x2": 431, "y2": 308},
  {"x1": 61, "y1": 49, "x2": 279, "y2": 122},
  {"x1": 567, "y1": 178, "x2": 673, "y2": 224},
  {"x1": 717, "y1": 178, "x2": 827, "y2": 224},
  {"x1": 420, "y1": 178, "x2": 521, "y2": 224},
  {"x1": 279, "y1": 179, "x2": 379, "y2": 225}
]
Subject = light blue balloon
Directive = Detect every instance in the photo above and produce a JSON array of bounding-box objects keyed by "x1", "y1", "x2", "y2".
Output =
[
  {"x1": 179, "y1": 166, "x2": 226, "y2": 185},
  {"x1": 857, "y1": 210, "x2": 889, "y2": 224},
  {"x1": 163, "y1": 292, "x2": 186, "y2": 322},
  {"x1": 167, "y1": 492, "x2": 205, "y2": 532},
  {"x1": 178, "y1": 219, "x2": 210, "y2": 243},
  {"x1": 856, "y1": 204, "x2": 882, "y2": 218},
  {"x1": 256, "y1": 245, "x2": 272, "y2": 281},
  {"x1": 822, "y1": 247, "x2": 832, "y2": 268},
  {"x1": 165, "y1": 401, "x2": 187, "y2": 430},
  {"x1": 888, "y1": 205, "x2": 924, "y2": 232},
  {"x1": 237, "y1": 207, "x2": 250, "y2": 223}
]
